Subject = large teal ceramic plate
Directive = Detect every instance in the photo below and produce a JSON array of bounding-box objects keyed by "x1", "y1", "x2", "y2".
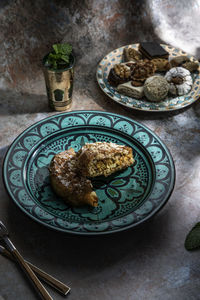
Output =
[
  {"x1": 3, "y1": 111, "x2": 175, "y2": 235},
  {"x1": 96, "y1": 44, "x2": 200, "y2": 111}
]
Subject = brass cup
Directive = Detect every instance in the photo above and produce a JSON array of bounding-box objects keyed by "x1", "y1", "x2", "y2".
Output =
[{"x1": 42, "y1": 54, "x2": 75, "y2": 111}]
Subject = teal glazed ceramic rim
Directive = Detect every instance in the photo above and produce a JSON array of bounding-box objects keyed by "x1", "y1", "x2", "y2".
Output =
[
  {"x1": 96, "y1": 44, "x2": 200, "y2": 112},
  {"x1": 3, "y1": 111, "x2": 175, "y2": 235}
]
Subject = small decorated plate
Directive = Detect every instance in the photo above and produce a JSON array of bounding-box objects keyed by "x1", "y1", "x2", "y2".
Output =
[
  {"x1": 96, "y1": 44, "x2": 200, "y2": 112},
  {"x1": 3, "y1": 111, "x2": 175, "y2": 235}
]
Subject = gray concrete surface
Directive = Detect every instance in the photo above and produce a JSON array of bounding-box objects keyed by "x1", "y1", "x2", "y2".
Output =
[{"x1": 1, "y1": 0, "x2": 200, "y2": 299}]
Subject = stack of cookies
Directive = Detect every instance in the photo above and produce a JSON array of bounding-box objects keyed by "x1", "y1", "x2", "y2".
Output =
[{"x1": 108, "y1": 42, "x2": 199, "y2": 102}]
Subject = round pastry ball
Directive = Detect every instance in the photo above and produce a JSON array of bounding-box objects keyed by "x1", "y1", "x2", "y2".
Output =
[
  {"x1": 144, "y1": 75, "x2": 169, "y2": 102},
  {"x1": 164, "y1": 67, "x2": 193, "y2": 96}
]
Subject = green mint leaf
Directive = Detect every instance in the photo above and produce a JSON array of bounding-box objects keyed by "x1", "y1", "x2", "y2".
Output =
[
  {"x1": 185, "y1": 222, "x2": 200, "y2": 250},
  {"x1": 53, "y1": 60, "x2": 57, "y2": 69},
  {"x1": 60, "y1": 55, "x2": 69, "y2": 63},
  {"x1": 52, "y1": 44, "x2": 59, "y2": 54},
  {"x1": 47, "y1": 53, "x2": 56, "y2": 61},
  {"x1": 52, "y1": 43, "x2": 72, "y2": 55},
  {"x1": 53, "y1": 44, "x2": 64, "y2": 55},
  {"x1": 61, "y1": 43, "x2": 72, "y2": 55},
  {"x1": 59, "y1": 44, "x2": 67, "y2": 54},
  {"x1": 46, "y1": 43, "x2": 72, "y2": 69}
]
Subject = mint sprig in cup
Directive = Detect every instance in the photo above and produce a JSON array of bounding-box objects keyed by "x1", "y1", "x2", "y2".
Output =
[
  {"x1": 45, "y1": 43, "x2": 73, "y2": 70},
  {"x1": 42, "y1": 43, "x2": 75, "y2": 111}
]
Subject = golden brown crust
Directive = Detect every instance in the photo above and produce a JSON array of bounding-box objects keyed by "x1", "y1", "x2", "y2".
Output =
[
  {"x1": 49, "y1": 148, "x2": 98, "y2": 207},
  {"x1": 169, "y1": 55, "x2": 190, "y2": 67},
  {"x1": 131, "y1": 60, "x2": 156, "y2": 82},
  {"x1": 49, "y1": 143, "x2": 134, "y2": 206},
  {"x1": 131, "y1": 80, "x2": 144, "y2": 87},
  {"x1": 107, "y1": 64, "x2": 131, "y2": 86},
  {"x1": 182, "y1": 61, "x2": 199, "y2": 72},
  {"x1": 77, "y1": 142, "x2": 134, "y2": 177},
  {"x1": 151, "y1": 58, "x2": 170, "y2": 72},
  {"x1": 123, "y1": 47, "x2": 142, "y2": 62}
]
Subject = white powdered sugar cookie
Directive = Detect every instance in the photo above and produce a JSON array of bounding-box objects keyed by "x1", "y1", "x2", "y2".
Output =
[{"x1": 165, "y1": 67, "x2": 193, "y2": 96}]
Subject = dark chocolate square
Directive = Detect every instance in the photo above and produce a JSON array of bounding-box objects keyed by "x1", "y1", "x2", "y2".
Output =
[{"x1": 139, "y1": 42, "x2": 169, "y2": 59}]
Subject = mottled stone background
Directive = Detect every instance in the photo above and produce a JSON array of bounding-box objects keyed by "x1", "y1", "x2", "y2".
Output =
[
  {"x1": 0, "y1": 0, "x2": 199, "y2": 95},
  {"x1": 1, "y1": 1, "x2": 200, "y2": 299}
]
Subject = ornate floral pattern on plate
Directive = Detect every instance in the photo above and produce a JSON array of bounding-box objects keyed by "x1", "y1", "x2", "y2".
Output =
[
  {"x1": 96, "y1": 44, "x2": 200, "y2": 112},
  {"x1": 3, "y1": 111, "x2": 175, "y2": 235}
]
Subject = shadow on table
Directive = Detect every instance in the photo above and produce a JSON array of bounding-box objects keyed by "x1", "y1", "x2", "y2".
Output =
[
  {"x1": 3, "y1": 193, "x2": 172, "y2": 275},
  {"x1": 0, "y1": 89, "x2": 52, "y2": 115}
]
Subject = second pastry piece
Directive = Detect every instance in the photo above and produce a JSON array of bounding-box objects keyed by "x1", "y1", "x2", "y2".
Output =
[
  {"x1": 49, "y1": 148, "x2": 98, "y2": 207},
  {"x1": 77, "y1": 142, "x2": 134, "y2": 177}
]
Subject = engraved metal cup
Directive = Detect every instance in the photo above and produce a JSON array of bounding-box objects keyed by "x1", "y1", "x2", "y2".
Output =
[{"x1": 42, "y1": 54, "x2": 75, "y2": 111}]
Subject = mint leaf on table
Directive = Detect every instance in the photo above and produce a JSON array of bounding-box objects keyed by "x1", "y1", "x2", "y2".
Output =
[{"x1": 185, "y1": 222, "x2": 200, "y2": 250}]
